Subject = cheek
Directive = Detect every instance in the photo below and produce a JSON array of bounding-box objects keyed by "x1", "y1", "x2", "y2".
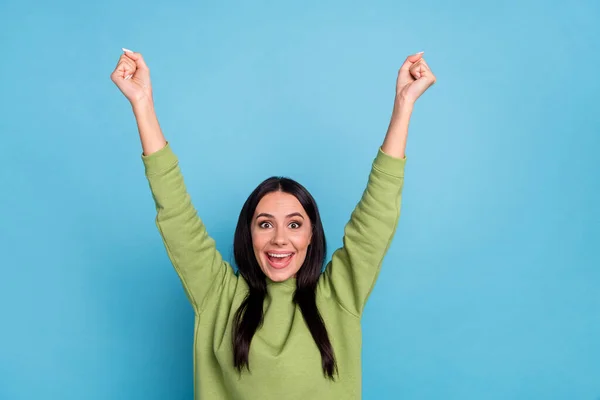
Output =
[
  {"x1": 292, "y1": 233, "x2": 312, "y2": 271},
  {"x1": 251, "y1": 230, "x2": 268, "y2": 251},
  {"x1": 291, "y1": 231, "x2": 312, "y2": 250}
]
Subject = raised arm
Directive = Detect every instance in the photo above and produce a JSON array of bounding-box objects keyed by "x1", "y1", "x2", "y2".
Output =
[
  {"x1": 323, "y1": 52, "x2": 436, "y2": 317},
  {"x1": 111, "y1": 49, "x2": 231, "y2": 313}
]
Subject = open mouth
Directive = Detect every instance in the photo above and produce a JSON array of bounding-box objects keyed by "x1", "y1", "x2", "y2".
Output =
[{"x1": 265, "y1": 252, "x2": 295, "y2": 269}]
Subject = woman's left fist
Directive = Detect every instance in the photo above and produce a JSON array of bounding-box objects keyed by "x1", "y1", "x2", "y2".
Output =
[{"x1": 396, "y1": 52, "x2": 436, "y2": 104}]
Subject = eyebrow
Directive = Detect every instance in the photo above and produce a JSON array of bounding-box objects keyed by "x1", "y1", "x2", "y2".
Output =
[{"x1": 255, "y1": 212, "x2": 305, "y2": 220}]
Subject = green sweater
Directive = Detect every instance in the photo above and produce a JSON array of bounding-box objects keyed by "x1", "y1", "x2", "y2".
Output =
[{"x1": 142, "y1": 143, "x2": 406, "y2": 399}]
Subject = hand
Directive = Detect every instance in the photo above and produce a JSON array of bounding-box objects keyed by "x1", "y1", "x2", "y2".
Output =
[
  {"x1": 110, "y1": 49, "x2": 153, "y2": 105},
  {"x1": 395, "y1": 52, "x2": 436, "y2": 105}
]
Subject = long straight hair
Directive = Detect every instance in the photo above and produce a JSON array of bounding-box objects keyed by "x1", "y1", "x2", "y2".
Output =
[{"x1": 232, "y1": 176, "x2": 337, "y2": 379}]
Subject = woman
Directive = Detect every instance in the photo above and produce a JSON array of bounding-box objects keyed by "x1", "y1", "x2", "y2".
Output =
[{"x1": 111, "y1": 48, "x2": 436, "y2": 399}]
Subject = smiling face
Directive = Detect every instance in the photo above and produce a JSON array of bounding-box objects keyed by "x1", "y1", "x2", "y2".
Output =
[{"x1": 251, "y1": 191, "x2": 313, "y2": 282}]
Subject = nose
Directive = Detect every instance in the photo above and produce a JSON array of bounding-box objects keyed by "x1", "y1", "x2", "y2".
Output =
[{"x1": 271, "y1": 227, "x2": 289, "y2": 246}]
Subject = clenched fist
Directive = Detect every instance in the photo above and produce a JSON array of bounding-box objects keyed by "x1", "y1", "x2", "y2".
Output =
[
  {"x1": 110, "y1": 48, "x2": 153, "y2": 105},
  {"x1": 396, "y1": 52, "x2": 436, "y2": 104}
]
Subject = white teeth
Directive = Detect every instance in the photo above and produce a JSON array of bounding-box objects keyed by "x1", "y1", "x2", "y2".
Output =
[{"x1": 268, "y1": 253, "x2": 292, "y2": 258}]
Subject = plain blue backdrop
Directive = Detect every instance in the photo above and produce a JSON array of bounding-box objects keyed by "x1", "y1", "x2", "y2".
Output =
[{"x1": 1, "y1": 0, "x2": 599, "y2": 399}]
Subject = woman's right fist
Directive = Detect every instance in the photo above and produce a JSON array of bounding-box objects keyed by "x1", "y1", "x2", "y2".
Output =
[{"x1": 110, "y1": 49, "x2": 153, "y2": 105}]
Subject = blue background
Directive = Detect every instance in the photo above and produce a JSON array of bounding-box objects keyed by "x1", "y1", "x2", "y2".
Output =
[{"x1": 1, "y1": 0, "x2": 599, "y2": 399}]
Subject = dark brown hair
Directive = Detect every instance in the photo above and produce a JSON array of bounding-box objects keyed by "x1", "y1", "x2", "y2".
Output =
[{"x1": 232, "y1": 176, "x2": 337, "y2": 379}]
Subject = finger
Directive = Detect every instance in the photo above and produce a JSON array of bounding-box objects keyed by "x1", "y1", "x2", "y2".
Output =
[
  {"x1": 409, "y1": 61, "x2": 422, "y2": 79},
  {"x1": 419, "y1": 58, "x2": 431, "y2": 70},
  {"x1": 412, "y1": 70, "x2": 437, "y2": 95},
  {"x1": 119, "y1": 54, "x2": 136, "y2": 66},
  {"x1": 399, "y1": 51, "x2": 424, "y2": 72},
  {"x1": 398, "y1": 51, "x2": 424, "y2": 82},
  {"x1": 123, "y1": 49, "x2": 149, "y2": 71},
  {"x1": 115, "y1": 54, "x2": 134, "y2": 69},
  {"x1": 114, "y1": 54, "x2": 135, "y2": 71},
  {"x1": 417, "y1": 59, "x2": 432, "y2": 78},
  {"x1": 111, "y1": 65, "x2": 135, "y2": 85},
  {"x1": 409, "y1": 58, "x2": 432, "y2": 80},
  {"x1": 116, "y1": 59, "x2": 136, "y2": 79},
  {"x1": 409, "y1": 62, "x2": 420, "y2": 79},
  {"x1": 414, "y1": 67, "x2": 437, "y2": 87}
]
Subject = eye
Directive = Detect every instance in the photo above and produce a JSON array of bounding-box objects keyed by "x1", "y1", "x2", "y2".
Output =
[
  {"x1": 259, "y1": 221, "x2": 272, "y2": 229},
  {"x1": 289, "y1": 221, "x2": 301, "y2": 229}
]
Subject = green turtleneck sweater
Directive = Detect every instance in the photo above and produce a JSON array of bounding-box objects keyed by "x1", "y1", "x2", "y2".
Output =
[{"x1": 142, "y1": 143, "x2": 406, "y2": 399}]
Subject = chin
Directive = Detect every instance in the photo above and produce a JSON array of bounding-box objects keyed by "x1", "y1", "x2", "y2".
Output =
[{"x1": 267, "y1": 272, "x2": 293, "y2": 282}]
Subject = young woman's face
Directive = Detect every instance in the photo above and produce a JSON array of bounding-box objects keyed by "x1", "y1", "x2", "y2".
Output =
[{"x1": 251, "y1": 191, "x2": 312, "y2": 282}]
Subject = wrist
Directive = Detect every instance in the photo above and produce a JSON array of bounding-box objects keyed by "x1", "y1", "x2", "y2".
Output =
[
  {"x1": 380, "y1": 97, "x2": 413, "y2": 159},
  {"x1": 131, "y1": 96, "x2": 155, "y2": 115},
  {"x1": 392, "y1": 96, "x2": 414, "y2": 117}
]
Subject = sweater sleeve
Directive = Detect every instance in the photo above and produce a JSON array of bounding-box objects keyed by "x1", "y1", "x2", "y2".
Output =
[
  {"x1": 323, "y1": 147, "x2": 406, "y2": 318},
  {"x1": 142, "y1": 142, "x2": 232, "y2": 313}
]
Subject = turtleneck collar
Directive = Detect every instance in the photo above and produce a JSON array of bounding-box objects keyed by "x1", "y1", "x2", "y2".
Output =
[{"x1": 266, "y1": 276, "x2": 296, "y2": 289}]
